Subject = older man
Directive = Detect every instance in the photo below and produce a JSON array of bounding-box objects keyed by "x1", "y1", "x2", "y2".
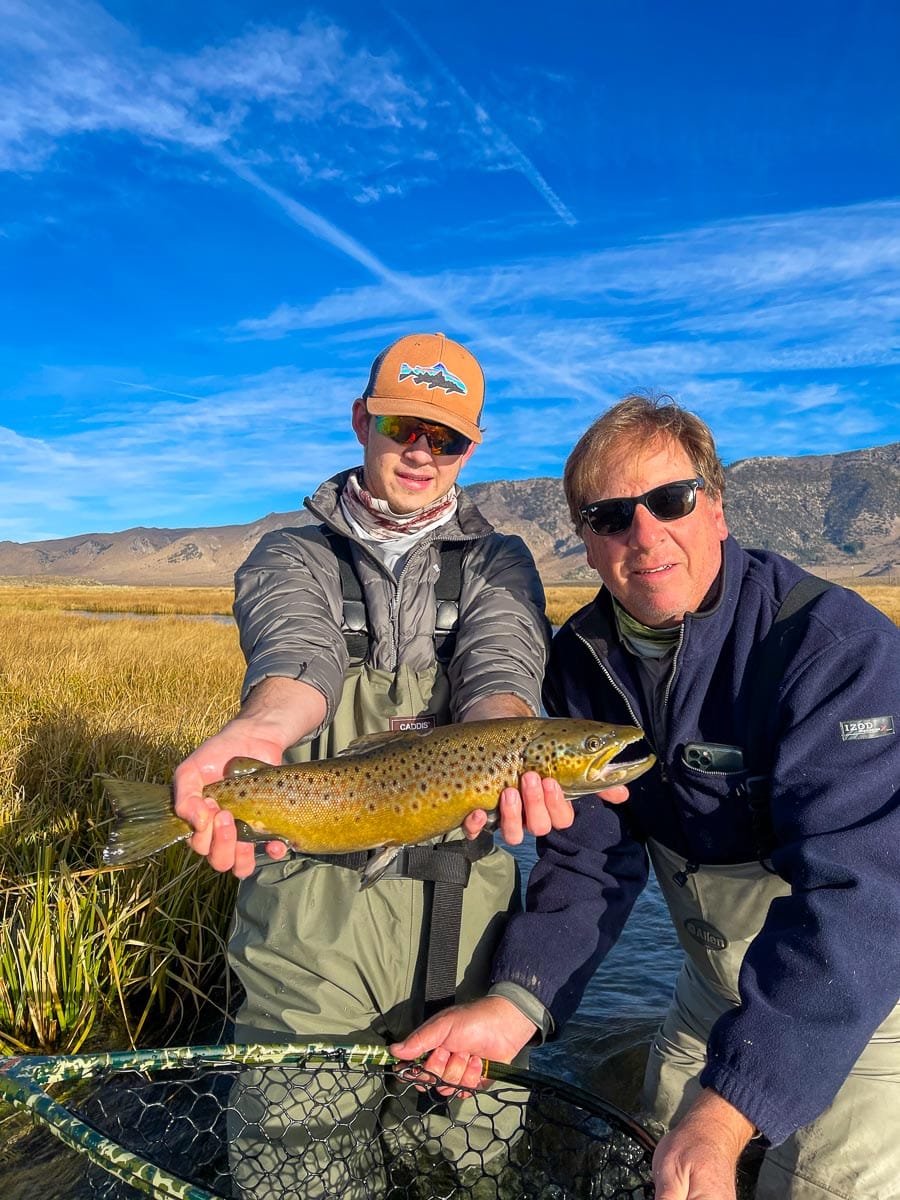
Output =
[{"x1": 394, "y1": 394, "x2": 900, "y2": 1200}]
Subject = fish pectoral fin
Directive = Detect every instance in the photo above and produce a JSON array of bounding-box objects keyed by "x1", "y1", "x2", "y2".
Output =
[
  {"x1": 223, "y1": 757, "x2": 274, "y2": 779},
  {"x1": 358, "y1": 845, "x2": 402, "y2": 889},
  {"x1": 232, "y1": 818, "x2": 290, "y2": 846}
]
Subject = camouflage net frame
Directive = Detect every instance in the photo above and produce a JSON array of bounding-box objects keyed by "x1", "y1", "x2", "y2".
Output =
[{"x1": 0, "y1": 1043, "x2": 656, "y2": 1199}]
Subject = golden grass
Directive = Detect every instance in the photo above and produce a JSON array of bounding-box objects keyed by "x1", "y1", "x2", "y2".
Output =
[
  {"x1": 0, "y1": 600, "x2": 244, "y2": 1053},
  {"x1": 545, "y1": 581, "x2": 900, "y2": 627},
  {"x1": 0, "y1": 583, "x2": 234, "y2": 616}
]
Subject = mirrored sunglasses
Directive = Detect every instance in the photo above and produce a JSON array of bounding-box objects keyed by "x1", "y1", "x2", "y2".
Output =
[
  {"x1": 374, "y1": 415, "x2": 471, "y2": 457},
  {"x1": 579, "y1": 477, "x2": 705, "y2": 536}
]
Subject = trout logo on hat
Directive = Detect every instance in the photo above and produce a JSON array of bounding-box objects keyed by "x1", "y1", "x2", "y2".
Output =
[
  {"x1": 398, "y1": 361, "x2": 467, "y2": 396},
  {"x1": 363, "y1": 332, "x2": 485, "y2": 443}
]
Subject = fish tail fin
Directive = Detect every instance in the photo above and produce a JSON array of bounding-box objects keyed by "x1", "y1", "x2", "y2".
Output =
[{"x1": 100, "y1": 777, "x2": 191, "y2": 866}]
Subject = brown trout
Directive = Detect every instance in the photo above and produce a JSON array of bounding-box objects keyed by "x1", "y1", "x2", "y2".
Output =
[{"x1": 101, "y1": 717, "x2": 654, "y2": 884}]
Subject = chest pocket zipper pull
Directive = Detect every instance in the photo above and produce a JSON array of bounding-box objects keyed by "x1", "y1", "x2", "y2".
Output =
[{"x1": 673, "y1": 861, "x2": 699, "y2": 888}]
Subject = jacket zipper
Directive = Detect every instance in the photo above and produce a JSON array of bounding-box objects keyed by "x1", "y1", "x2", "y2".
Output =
[
  {"x1": 576, "y1": 623, "x2": 698, "y2": 887},
  {"x1": 573, "y1": 627, "x2": 650, "y2": 741}
]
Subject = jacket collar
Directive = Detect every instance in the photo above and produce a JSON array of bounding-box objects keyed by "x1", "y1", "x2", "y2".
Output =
[{"x1": 568, "y1": 535, "x2": 745, "y2": 659}]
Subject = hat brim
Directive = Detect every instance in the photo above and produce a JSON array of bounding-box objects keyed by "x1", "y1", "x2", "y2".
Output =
[{"x1": 365, "y1": 397, "x2": 483, "y2": 444}]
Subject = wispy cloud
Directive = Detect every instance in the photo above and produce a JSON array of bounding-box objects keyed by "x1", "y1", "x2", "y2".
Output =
[
  {"x1": 0, "y1": 1, "x2": 559, "y2": 214},
  {"x1": 0, "y1": 367, "x2": 366, "y2": 540},
  {"x1": 228, "y1": 199, "x2": 900, "y2": 388}
]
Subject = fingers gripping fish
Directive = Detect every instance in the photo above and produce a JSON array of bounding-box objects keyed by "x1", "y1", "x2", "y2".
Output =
[{"x1": 100, "y1": 718, "x2": 655, "y2": 887}]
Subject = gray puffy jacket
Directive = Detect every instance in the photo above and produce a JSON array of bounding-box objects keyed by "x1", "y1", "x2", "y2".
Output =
[{"x1": 233, "y1": 469, "x2": 550, "y2": 733}]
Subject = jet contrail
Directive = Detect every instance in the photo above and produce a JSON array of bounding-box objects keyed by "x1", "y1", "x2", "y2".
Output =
[
  {"x1": 214, "y1": 150, "x2": 592, "y2": 396},
  {"x1": 387, "y1": 7, "x2": 577, "y2": 227},
  {"x1": 113, "y1": 380, "x2": 209, "y2": 402}
]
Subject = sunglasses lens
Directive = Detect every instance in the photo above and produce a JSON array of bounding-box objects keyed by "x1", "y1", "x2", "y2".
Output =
[
  {"x1": 582, "y1": 499, "x2": 634, "y2": 536},
  {"x1": 580, "y1": 479, "x2": 701, "y2": 535},
  {"x1": 375, "y1": 416, "x2": 470, "y2": 456},
  {"x1": 646, "y1": 481, "x2": 697, "y2": 521}
]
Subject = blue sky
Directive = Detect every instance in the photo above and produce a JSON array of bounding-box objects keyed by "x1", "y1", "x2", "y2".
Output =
[{"x1": 2, "y1": 0, "x2": 899, "y2": 543}]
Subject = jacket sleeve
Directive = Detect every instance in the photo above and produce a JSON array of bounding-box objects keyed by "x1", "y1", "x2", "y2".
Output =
[
  {"x1": 447, "y1": 533, "x2": 551, "y2": 720},
  {"x1": 701, "y1": 597, "x2": 900, "y2": 1145},
  {"x1": 232, "y1": 528, "x2": 349, "y2": 728},
  {"x1": 489, "y1": 626, "x2": 649, "y2": 1028}
]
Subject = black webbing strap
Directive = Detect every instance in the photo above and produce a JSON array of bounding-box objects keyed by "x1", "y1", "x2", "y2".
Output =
[
  {"x1": 320, "y1": 529, "x2": 369, "y2": 662},
  {"x1": 319, "y1": 529, "x2": 464, "y2": 664},
  {"x1": 744, "y1": 575, "x2": 834, "y2": 862},
  {"x1": 408, "y1": 833, "x2": 495, "y2": 1017},
  {"x1": 307, "y1": 832, "x2": 495, "y2": 1016},
  {"x1": 309, "y1": 849, "x2": 369, "y2": 870}
]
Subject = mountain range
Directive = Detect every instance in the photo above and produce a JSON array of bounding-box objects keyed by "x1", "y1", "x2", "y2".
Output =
[{"x1": 2, "y1": 441, "x2": 899, "y2": 587}]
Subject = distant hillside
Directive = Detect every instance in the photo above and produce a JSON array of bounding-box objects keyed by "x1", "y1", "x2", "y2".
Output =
[{"x1": 1, "y1": 441, "x2": 899, "y2": 585}]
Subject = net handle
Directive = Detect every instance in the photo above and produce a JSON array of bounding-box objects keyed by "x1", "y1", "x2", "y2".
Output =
[{"x1": 0, "y1": 1040, "x2": 658, "y2": 1197}]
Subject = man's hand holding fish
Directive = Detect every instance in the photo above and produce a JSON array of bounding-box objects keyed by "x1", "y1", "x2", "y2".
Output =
[{"x1": 172, "y1": 675, "x2": 327, "y2": 878}]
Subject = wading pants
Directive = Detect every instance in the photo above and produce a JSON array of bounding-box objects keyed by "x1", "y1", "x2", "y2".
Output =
[
  {"x1": 227, "y1": 662, "x2": 527, "y2": 1198},
  {"x1": 643, "y1": 840, "x2": 900, "y2": 1200}
]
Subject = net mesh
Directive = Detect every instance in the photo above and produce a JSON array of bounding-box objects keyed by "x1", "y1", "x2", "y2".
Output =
[{"x1": 38, "y1": 1054, "x2": 655, "y2": 1199}]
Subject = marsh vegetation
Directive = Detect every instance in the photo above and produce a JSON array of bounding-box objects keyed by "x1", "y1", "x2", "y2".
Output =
[{"x1": 0, "y1": 587, "x2": 242, "y2": 1054}]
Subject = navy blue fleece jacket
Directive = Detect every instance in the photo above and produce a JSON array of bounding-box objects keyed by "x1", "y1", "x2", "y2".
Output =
[{"x1": 490, "y1": 536, "x2": 900, "y2": 1145}]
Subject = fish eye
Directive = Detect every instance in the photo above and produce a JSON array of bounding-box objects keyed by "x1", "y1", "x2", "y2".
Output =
[{"x1": 586, "y1": 737, "x2": 602, "y2": 752}]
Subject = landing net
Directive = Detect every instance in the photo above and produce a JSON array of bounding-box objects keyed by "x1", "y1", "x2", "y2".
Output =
[{"x1": 0, "y1": 1043, "x2": 655, "y2": 1199}]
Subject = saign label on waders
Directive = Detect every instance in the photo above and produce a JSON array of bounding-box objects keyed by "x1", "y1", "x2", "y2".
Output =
[{"x1": 683, "y1": 918, "x2": 729, "y2": 951}]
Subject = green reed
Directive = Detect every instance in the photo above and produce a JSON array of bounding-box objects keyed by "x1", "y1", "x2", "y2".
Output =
[{"x1": 0, "y1": 602, "x2": 243, "y2": 1054}]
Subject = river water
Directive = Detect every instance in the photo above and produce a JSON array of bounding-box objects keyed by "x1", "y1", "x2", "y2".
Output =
[{"x1": 508, "y1": 840, "x2": 680, "y2": 1109}]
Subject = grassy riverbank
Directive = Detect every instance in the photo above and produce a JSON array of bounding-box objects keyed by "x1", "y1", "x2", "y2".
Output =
[{"x1": 545, "y1": 581, "x2": 900, "y2": 628}]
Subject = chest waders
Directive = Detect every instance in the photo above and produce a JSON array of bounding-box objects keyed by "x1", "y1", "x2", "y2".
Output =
[
  {"x1": 644, "y1": 841, "x2": 900, "y2": 1200},
  {"x1": 227, "y1": 533, "x2": 524, "y2": 1199},
  {"x1": 638, "y1": 579, "x2": 900, "y2": 1200}
]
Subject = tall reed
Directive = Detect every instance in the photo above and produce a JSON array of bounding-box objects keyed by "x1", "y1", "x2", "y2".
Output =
[{"x1": 0, "y1": 606, "x2": 244, "y2": 1054}]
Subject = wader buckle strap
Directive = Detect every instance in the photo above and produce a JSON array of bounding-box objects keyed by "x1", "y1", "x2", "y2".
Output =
[
  {"x1": 319, "y1": 527, "x2": 465, "y2": 664},
  {"x1": 305, "y1": 834, "x2": 494, "y2": 1019},
  {"x1": 420, "y1": 832, "x2": 495, "y2": 1018}
]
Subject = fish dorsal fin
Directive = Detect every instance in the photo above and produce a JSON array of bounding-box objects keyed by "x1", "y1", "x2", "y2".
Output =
[
  {"x1": 338, "y1": 730, "x2": 427, "y2": 757},
  {"x1": 223, "y1": 756, "x2": 273, "y2": 779}
]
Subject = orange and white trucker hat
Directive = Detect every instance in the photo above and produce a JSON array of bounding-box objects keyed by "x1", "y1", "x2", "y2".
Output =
[{"x1": 362, "y1": 332, "x2": 485, "y2": 444}]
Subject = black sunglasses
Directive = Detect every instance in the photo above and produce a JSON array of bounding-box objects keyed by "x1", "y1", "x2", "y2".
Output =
[
  {"x1": 374, "y1": 415, "x2": 471, "y2": 457},
  {"x1": 579, "y1": 477, "x2": 705, "y2": 536}
]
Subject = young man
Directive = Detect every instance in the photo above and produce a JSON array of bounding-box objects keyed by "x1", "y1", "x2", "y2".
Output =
[
  {"x1": 393, "y1": 395, "x2": 900, "y2": 1200},
  {"x1": 173, "y1": 332, "x2": 565, "y2": 1196}
]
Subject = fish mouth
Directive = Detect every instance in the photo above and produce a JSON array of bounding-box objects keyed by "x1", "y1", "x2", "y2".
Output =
[
  {"x1": 584, "y1": 732, "x2": 656, "y2": 789},
  {"x1": 590, "y1": 751, "x2": 656, "y2": 787}
]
